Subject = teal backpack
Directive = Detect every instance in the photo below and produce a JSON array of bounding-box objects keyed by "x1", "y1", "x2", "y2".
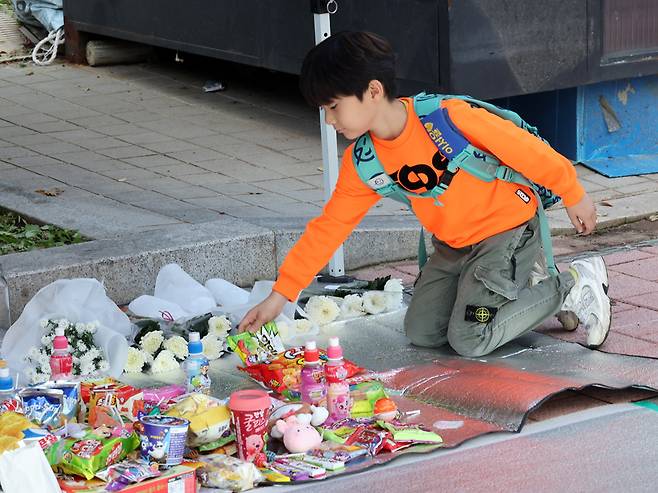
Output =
[{"x1": 352, "y1": 92, "x2": 561, "y2": 275}]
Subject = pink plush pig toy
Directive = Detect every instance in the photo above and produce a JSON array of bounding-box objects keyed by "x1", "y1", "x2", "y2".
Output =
[{"x1": 273, "y1": 414, "x2": 322, "y2": 454}]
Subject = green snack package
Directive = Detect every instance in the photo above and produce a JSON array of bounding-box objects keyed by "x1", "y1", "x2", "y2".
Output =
[
  {"x1": 350, "y1": 381, "x2": 388, "y2": 418},
  {"x1": 226, "y1": 322, "x2": 285, "y2": 365},
  {"x1": 45, "y1": 430, "x2": 141, "y2": 479},
  {"x1": 377, "y1": 421, "x2": 443, "y2": 444}
]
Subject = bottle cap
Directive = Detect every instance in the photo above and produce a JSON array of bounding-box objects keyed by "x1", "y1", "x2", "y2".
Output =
[
  {"x1": 53, "y1": 327, "x2": 68, "y2": 350},
  {"x1": 188, "y1": 332, "x2": 203, "y2": 354},
  {"x1": 0, "y1": 367, "x2": 12, "y2": 391},
  {"x1": 326, "y1": 337, "x2": 343, "y2": 360},
  {"x1": 304, "y1": 340, "x2": 319, "y2": 363}
]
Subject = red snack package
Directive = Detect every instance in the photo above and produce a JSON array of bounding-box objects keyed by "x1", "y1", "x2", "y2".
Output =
[{"x1": 238, "y1": 346, "x2": 363, "y2": 400}]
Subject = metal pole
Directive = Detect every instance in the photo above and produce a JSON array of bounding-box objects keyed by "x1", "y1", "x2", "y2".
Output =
[{"x1": 311, "y1": 0, "x2": 345, "y2": 278}]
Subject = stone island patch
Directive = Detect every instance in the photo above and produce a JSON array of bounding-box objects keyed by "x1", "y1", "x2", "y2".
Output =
[{"x1": 465, "y1": 305, "x2": 498, "y2": 323}]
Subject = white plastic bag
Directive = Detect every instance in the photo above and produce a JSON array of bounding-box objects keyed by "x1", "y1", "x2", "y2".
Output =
[
  {"x1": 127, "y1": 295, "x2": 190, "y2": 321},
  {"x1": 205, "y1": 278, "x2": 249, "y2": 306},
  {"x1": 0, "y1": 443, "x2": 60, "y2": 493},
  {"x1": 0, "y1": 278, "x2": 130, "y2": 378},
  {"x1": 154, "y1": 264, "x2": 216, "y2": 315}
]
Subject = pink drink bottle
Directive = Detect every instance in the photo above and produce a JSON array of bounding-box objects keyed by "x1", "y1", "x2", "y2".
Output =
[
  {"x1": 300, "y1": 341, "x2": 327, "y2": 407},
  {"x1": 325, "y1": 337, "x2": 351, "y2": 422},
  {"x1": 49, "y1": 327, "x2": 73, "y2": 380}
]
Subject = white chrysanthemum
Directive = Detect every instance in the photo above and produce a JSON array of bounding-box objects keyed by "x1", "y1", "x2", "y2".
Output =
[
  {"x1": 72, "y1": 355, "x2": 80, "y2": 366},
  {"x1": 124, "y1": 348, "x2": 146, "y2": 373},
  {"x1": 385, "y1": 291, "x2": 404, "y2": 311},
  {"x1": 340, "y1": 294, "x2": 366, "y2": 319},
  {"x1": 305, "y1": 296, "x2": 340, "y2": 325},
  {"x1": 362, "y1": 291, "x2": 388, "y2": 314},
  {"x1": 151, "y1": 349, "x2": 180, "y2": 374},
  {"x1": 40, "y1": 334, "x2": 53, "y2": 346},
  {"x1": 142, "y1": 350, "x2": 154, "y2": 365},
  {"x1": 77, "y1": 340, "x2": 87, "y2": 352},
  {"x1": 275, "y1": 321, "x2": 291, "y2": 340},
  {"x1": 294, "y1": 319, "x2": 314, "y2": 334},
  {"x1": 26, "y1": 367, "x2": 47, "y2": 385},
  {"x1": 86, "y1": 322, "x2": 97, "y2": 334},
  {"x1": 57, "y1": 319, "x2": 69, "y2": 330},
  {"x1": 202, "y1": 334, "x2": 223, "y2": 360},
  {"x1": 80, "y1": 360, "x2": 96, "y2": 376},
  {"x1": 208, "y1": 315, "x2": 231, "y2": 339},
  {"x1": 164, "y1": 336, "x2": 189, "y2": 360},
  {"x1": 98, "y1": 360, "x2": 110, "y2": 373},
  {"x1": 27, "y1": 346, "x2": 42, "y2": 361},
  {"x1": 38, "y1": 353, "x2": 51, "y2": 372},
  {"x1": 384, "y1": 278, "x2": 404, "y2": 292},
  {"x1": 75, "y1": 322, "x2": 86, "y2": 335},
  {"x1": 39, "y1": 319, "x2": 49, "y2": 329},
  {"x1": 140, "y1": 330, "x2": 164, "y2": 354}
]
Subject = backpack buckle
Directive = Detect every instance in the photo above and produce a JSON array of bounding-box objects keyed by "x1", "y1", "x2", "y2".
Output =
[{"x1": 495, "y1": 166, "x2": 515, "y2": 182}]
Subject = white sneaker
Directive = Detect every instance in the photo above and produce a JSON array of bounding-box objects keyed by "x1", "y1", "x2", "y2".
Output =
[
  {"x1": 561, "y1": 256, "x2": 611, "y2": 347},
  {"x1": 530, "y1": 258, "x2": 579, "y2": 331}
]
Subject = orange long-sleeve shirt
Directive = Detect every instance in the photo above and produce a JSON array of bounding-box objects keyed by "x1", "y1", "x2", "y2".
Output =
[{"x1": 273, "y1": 98, "x2": 584, "y2": 301}]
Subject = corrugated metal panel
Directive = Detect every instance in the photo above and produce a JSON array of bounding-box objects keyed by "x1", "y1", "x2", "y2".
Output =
[{"x1": 603, "y1": 0, "x2": 658, "y2": 60}]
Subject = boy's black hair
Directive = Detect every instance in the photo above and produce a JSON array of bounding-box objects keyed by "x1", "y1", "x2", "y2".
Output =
[{"x1": 300, "y1": 31, "x2": 397, "y2": 107}]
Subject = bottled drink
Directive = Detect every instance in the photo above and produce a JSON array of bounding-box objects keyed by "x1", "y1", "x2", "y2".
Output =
[
  {"x1": 325, "y1": 337, "x2": 351, "y2": 422},
  {"x1": 0, "y1": 364, "x2": 18, "y2": 412},
  {"x1": 50, "y1": 327, "x2": 73, "y2": 380},
  {"x1": 184, "y1": 332, "x2": 211, "y2": 394},
  {"x1": 0, "y1": 264, "x2": 10, "y2": 332},
  {"x1": 300, "y1": 340, "x2": 327, "y2": 407}
]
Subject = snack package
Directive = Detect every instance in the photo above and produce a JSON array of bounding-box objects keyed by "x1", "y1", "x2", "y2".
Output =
[
  {"x1": 197, "y1": 454, "x2": 264, "y2": 491},
  {"x1": 165, "y1": 393, "x2": 233, "y2": 447},
  {"x1": 349, "y1": 381, "x2": 387, "y2": 418},
  {"x1": 44, "y1": 429, "x2": 140, "y2": 479},
  {"x1": 226, "y1": 322, "x2": 285, "y2": 365},
  {"x1": 19, "y1": 388, "x2": 65, "y2": 430},
  {"x1": 88, "y1": 383, "x2": 144, "y2": 422},
  {"x1": 80, "y1": 378, "x2": 116, "y2": 403},
  {"x1": 0, "y1": 411, "x2": 37, "y2": 454},
  {"x1": 95, "y1": 459, "x2": 160, "y2": 491},
  {"x1": 376, "y1": 420, "x2": 443, "y2": 444},
  {"x1": 240, "y1": 346, "x2": 363, "y2": 400},
  {"x1": 142, "y1": 385, "x2": 186, "y2": 413}
]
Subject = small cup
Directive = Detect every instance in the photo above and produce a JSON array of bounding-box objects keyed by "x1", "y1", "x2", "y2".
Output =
[{"x1": 228, "y1": 389, "x2": 270, "y2": 463}]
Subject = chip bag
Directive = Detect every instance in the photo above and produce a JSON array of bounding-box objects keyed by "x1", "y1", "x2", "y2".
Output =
[
  {"x1": 44, "y1": 430, "x2": 140, "y2": 479},
  {"x1": 239, "y1": 346, "x2": 363, "y2": 400},
  {"x1": 226, "y1": 322, "x2": 285, "y2": 365}
]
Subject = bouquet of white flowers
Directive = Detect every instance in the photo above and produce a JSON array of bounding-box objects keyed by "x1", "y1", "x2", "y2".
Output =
[
  {"x1": 25, "y1": 318, "x2": 110, "y2": 385},
  {"x1": 124, "y1": 314, "x2": 231, "y2": 374}
]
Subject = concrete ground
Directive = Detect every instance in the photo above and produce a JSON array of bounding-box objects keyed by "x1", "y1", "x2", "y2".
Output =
[{"x1": 2, "y1": 57, "x2": 658, "y2": 491}]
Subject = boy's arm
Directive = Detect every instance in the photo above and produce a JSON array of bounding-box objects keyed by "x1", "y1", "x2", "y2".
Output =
[
  {"x1": 238, "y1": 148, "x2": 380, "y2": 332},
  {"x1": 444, "y1": 98, "x2": 597, "y2": 234},
  {"x1": 443, "y1": 99, "x2": 586, "y2": 208}
]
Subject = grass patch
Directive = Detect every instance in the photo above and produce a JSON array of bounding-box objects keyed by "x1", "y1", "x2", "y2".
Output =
[{"x1": 0, "y1": 210, "x2": 86, "y2": 255}]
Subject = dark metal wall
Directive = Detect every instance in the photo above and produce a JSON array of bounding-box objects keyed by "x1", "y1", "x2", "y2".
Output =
[{"x1": 64, "y1": 0, "x2": 658, "y2": 100}]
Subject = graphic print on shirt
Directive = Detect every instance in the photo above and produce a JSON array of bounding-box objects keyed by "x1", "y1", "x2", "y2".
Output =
[{"x1": 387, "y1": 151, "x2": 449, "y2": 193}]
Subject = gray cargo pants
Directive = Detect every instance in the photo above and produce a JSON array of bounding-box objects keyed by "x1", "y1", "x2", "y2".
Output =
[{"x1": 405, "y1": 215, "x2": 576, "y2": 357}]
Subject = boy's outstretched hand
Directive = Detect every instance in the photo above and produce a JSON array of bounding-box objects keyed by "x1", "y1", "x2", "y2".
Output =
[
  {"x1": 565, "y1": 192, "x2": 597, "y2": 235},
  {"x1": 238, "y1": 291, "x2": 288, "y2": 333}
]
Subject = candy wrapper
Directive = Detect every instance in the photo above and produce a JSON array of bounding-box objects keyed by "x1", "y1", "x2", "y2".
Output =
[
  {"x1": 19, "y1": 388, "x2": 65, "y2": 431},
  {"x1": 88, "y1": 383, "x2": 144, "y2": 422},
  {"x1": 196, "y1": 453, "x2": 264, "y2": 491},
  {"x1": 166, "y1": 393, "x2": 233, "y2": 447},
  {"x1": 44, "y1": 429, "x2": 140, "y2": 479},
  {"x1": 349, "y1": 381, "x2": 387, "y2": 418},
  {"x1": 239, "y1": 346, "x2": 363, "y2": 400},
  {"x1": 227, "y1": 322, "x2": 285, "y2": 365},
  {"x1": 96, "y1": 459, "x2": 160, "y2": 491}
]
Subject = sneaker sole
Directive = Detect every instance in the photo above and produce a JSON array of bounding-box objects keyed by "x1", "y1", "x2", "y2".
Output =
[{"x1": 586, "y1": 259, "x2": 611, "y2": 349}]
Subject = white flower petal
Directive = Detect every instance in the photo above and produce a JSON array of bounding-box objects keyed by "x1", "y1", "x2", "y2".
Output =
[
  {"x1": 163, "y1": 335, "x2": 189, "y2": 360},
  {"x1": 140, "y1": 330, "x2": 164, "y2": 354},
  {"x1": 362, "y1": 291, "x2": 388, "y2": 314},
  {"x1": 304, "y1": 296, "x2": 340, "y2": 325},
  {"x1": 384, "y1": 278, "x2": 404, "y2": 292}
]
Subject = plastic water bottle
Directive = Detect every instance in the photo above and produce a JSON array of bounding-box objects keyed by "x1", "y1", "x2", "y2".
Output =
[
  {"x1": 0, "y1": 264, "x2": 10, "y2": 333},
  {"x1": 50, "y1": 327, "x2": 73, "y2": 380},
  {"x1": 184, "y1": 332, "x2": 211, "y2": 394},
  {"x1": 325, "y1": 337, "x2": 352, "y2": 422},
  {"x1": 0, "y1": 365, "x2": 18, "y2": 412},
  {"x1": 300, "y1": 340, "x2": 327, "y2": 407}
]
